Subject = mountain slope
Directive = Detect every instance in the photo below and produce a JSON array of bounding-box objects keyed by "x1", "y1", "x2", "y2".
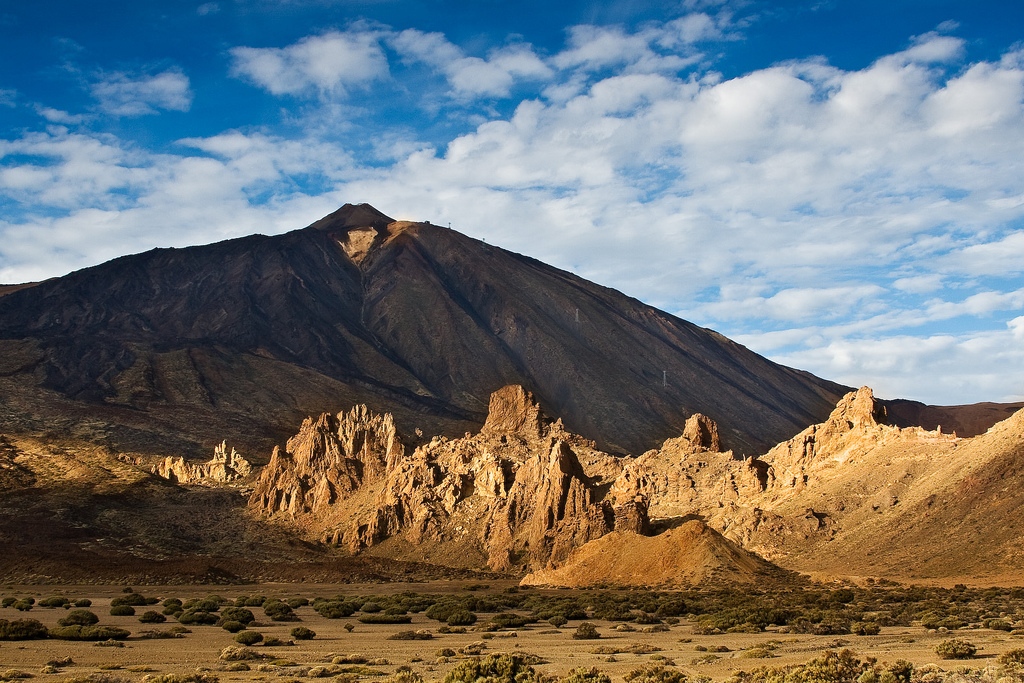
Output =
[{"x1": 0, "y1": 203, "x2": 849, "y2": 457}]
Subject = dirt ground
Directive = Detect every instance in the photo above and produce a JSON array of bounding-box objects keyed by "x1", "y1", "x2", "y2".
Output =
[{"x1": 2, "y1": 583, "x2": 1022, "y2": 681}]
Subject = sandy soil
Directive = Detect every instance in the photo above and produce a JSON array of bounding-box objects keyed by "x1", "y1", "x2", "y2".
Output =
[{"x1": 2, "y1": 584, "x2": 1022, "y2": 681}]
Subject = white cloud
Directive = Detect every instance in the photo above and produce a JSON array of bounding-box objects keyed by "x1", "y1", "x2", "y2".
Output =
[
  {"x1": 91, "y1": 68, "x2": 192, "y2": 116},
  {"x1": 390, "y1": 29, "x2": 552, "y2": 98},
  {"x1": 229, "y1": 30, "x2": 389, "y2": 96}
]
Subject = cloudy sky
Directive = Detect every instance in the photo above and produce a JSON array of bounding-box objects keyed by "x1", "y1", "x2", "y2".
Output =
[{"x1": 2, "y1": 0, "x2": 1023, "y2": 406}]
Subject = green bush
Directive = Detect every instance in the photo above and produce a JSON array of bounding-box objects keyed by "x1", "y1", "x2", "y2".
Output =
[
  {"x1": 139, "y1": 610, "x2": 166, "y2": 624},
  {"x1": 263, "y1": 600, "x2": 298, "y2": 622},
  {"x1": 286, "y1": 598, "x2": 309, "y2": 609},
  {"x1": 0, "y1": 618, "x2": 48, "y2": 640},
  {"x1": 236, "y1": 595, "x2": 266, "y2": 607},
  {"x1": 178, "y1": 610, "x2": 219, "y2": 625},
  {"x1": 314, "y1": 600, "x2": 357, "y2": 619},
  {"x1": 109, "y1": 604, "x2": 135, "y2": 616},
  {"x1": 1, "y1": 597, "x2": 16, "y2": 608},
  {"x1": 850, "y1": 622, "x2": 880, "y2": 636},
  {"x1": 358, "y1": 614, "x2": 412, "y2": 624},
  {"x1": 935, "y1": 638, "x2": 976, "y2": 660},
  {"x1": 290, "y1": 626, "x2": 316, "y2": 640},
  {"x1": 218, "y1": 607, "x2": 255, "y2": 625},
  {"x1": 573, "y1": 622, "x2": 600, "y2": 640},
  {"x1": 39, "y1": 596, "x2": 71, "y2": 608},
  {"x1": 182, "y1": 598, "x2": 221, "y2": 612},
  {"x1": 984, "y1": 618, "x2": 1012, "y2": 631},
  {"x1": 443, "y1": 654, "x2": 544, "y2": 683},
  {"x1": 234, "y1": 631, "x2": 263, "y2": 645},
  {"x1": 111, "y1": 593, "x2": 148, "y2": 607},
  {"x1": 447, "y1": 610, "x2": 477, "y2": 626},
  {"x1": 220, "y1": 621, "x2": 246, "y2": 633},
  {"x1": 12, "y1": 600, "x2": 33, "y2": 611},
  {"x1": 74, "y1": 599, "x2": 92, "y2": 608},
  {"x1": 549, "y1": 615, "x2": 568, "y2": 628},
  {"x1": 163, "y1": 598, "x2": 183, "y2": 608},
  {"x1": 48, "y1": 625, "x2": 131, "y2": 641},
  {"x1": 58, "y1": 610, "x2": 100, "y2": 627}
]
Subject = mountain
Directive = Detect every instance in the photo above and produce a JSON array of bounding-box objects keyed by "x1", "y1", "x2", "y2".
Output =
[{"x1": 0, "y1": 203, "x2": 852, "y2": 459}]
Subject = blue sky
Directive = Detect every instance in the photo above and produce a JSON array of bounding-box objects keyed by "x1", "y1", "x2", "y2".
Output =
[{"x1": 2, "y1": 0, "x2": 1024, "y2": 406}]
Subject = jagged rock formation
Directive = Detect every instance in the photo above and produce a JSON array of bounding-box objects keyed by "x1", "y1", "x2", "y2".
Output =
[
  {"x1": 520, "y1": 520, "x2": 794, "y2": 588},
  {"x1": 153, "y1": 441, "x2": 253, "y2": 485},
  {"x1": 249, "y1": 385, "x2": 646, "y2": 571}
]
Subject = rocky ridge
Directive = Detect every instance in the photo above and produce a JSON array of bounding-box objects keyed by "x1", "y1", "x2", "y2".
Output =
[
  {"x1": 249, "y1": 385, "x2": 648, "y2": 572},
  {"x1": 249, "y1": 383, "x2": 1024, "y2": 585},
  {"x1": 153, "y1": 441, "x2": 252, "y2": 485}
]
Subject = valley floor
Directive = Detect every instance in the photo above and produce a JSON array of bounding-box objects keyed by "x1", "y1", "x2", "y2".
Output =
[{"x1": 2, "y1": 583, "x2": 1023, "y2": 683}]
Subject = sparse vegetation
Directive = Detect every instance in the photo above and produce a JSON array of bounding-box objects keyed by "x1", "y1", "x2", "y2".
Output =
[
  {"x1": 48, "y1": 625, "x2": 131, "y2": 641},
  {"x1": 58, "y1": 609, "x2": 100, "y2": 626},
  {"x1": 291, "y1": 626, "x2": 316, "y2": 639},
  {"x1": 444, "y1": 654, "x2": 543, "y2": 683},
  {"x1": 0, "y1": 618, "x2": 48, "y2": 640},
  {"x1": 934, "y1": 638, "x2": 977, "y2": 660},
  {"x1": 234, "y1": 631, "x2": 263, "y2": 645},
  {"x1": 573, "y1": 622, "x2": 601, "y2": 640}
]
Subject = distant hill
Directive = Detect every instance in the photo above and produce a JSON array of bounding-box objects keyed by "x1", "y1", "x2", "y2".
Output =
[{"x1": 0, "y1": 203, "x2": 853, "y2": 458}]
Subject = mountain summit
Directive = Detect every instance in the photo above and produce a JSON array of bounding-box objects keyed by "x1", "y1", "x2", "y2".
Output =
[{"x1": 0, "y1": 203, "x2": 849, "y2": 457}]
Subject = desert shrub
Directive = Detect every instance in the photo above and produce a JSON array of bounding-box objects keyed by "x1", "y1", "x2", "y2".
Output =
[
  {"x1": 623, "y1": 664, "x2": 687, "y2": 683},
  {"x1": 573, "y1": 622, "x2": 600, "y2": 640},
  {"x1": 263, "y1": 600, "x2": 298, "y2": 621},
  {"x1": 314, "y1": 600, "x2": 358, "y2": 619},
  {"x1": 447, "y1": 609, "x2": 477, "y2": 626},
  {"x1": 74, "y1": 599, "x2": 93, "y2": 608},
  {"x1": 559, "y1": 668, "x2": 611, "y2": 683},
  {"x1": 999, "y1": 649, "x2": 1024, "y2": 667},
  {"x1": 178, "y1": 610, "x2": 219, "y2": 625},
  {"x1": 58, "y1": 609, "x2": 100, "y2": 627},
  {"x1": 236, "y1": 595, "x2": 266, "y2": 607},
  {"x1": 286, "y1": 598, "x2": 309, "y2": 609},
  {"x1": 984, "y1": 618, "x2": 1013, "y2": 631},
  {"x1": 383, "y1": 672, "x2": 423, "y2": 683},
  {"x1": 850, "y1": 622, "x2": 880, "y2": 636},
  {"x1": 388, "y1": 630, "x2": 432, "y2": 640},
  {"x1": 935, "y1": 638, "x2": 976, "y2": 660},
  {"x1": 139, "y1": 610, "x2": 166, "y2": 624},
  {"x1": 549, "y1": 616, "x2": 568, "y2": 628},
  {"x1": 109, "y1": 605, "x2": 135, "y2": 617},
  {"x1": 443, "y1": 654, "x2": 543, "y2": 683},
  {"x1": 182, "y1": 598, "x2": 221, "y2": 613},
  {"x1": 39, "y1": 596, "x2": 71, "y2": 608},
  {"x1": 491, "y1": 613, "x2": 532, "y2": 628},
  {"x1": 633, "y1": 612, "x2": 662, "y2": 625},
  {"x1": 358, "y1": 614, "x2": 411, "y2": 624},
  {"x1": 1, "y1": 598, "x2": 15, "y2": 608},
  {"x1": 437, "y1": 648, "x2": 457, "y2": 657},
  {"x1": 218, "y1": 607, "x2": 255, "y2": 625},
  {"x1": 0, "y1": 618, "x2": 48, "y2": 640},
  {"x1": 291, "y1": 626, "x2": 316, "y2": 640},
  {"x1": 12, "y1": 600, "x2": 33, "y2": 611},
  {"x1": 1, "y1": 670, "x2": 33, "y2": 680},
  {"x1": 220, "y1": 645, "x2": 264, "y2": 661},
  {"x1": 234, "y1": 631, "x2": 263, "y2": 645},
  {"x1": 262, "y1": 636, "x2": 292, "y2": 647},
  {"x1": 48, "y1": 625, "x2": 131, "y2": 641},
  {"x1": 138, "y1": 630, "x2": 184, "y2": 639},
  {"x1": 732, "y1": 649, "x2": 867, "y2": 683},
  {"x1": 142, "y1": 674, "x2": 219, "y2": 683},
  {"x1": 361, "y1": 602, "x2": 383, "y2": 613},
  {"x1": 220, "y1": 620, "x2": 246, "y2": 633},
  {"x1": 110, "y1": 593, "x2": 148, "y2": 607},
  {"x1": 162, "y1": 598, "x2": 183, "y2": 608}
]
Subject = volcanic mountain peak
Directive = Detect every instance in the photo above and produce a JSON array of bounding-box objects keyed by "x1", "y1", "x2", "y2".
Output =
[{"x1": 308, "y1": 202, "x2": 395, "y2": 234}]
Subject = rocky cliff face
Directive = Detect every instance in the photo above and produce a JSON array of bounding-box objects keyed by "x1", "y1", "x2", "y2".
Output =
[
  {"x1": 153, "y1": 441, "x2": 252, "y2": 486},
  {"x1": 249, "y1": 385, "x2": 647, "y2": 571}
]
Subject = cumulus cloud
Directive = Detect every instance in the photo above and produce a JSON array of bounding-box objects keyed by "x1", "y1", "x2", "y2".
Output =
[
  {"x1": 91, "y1": 68, "x2": 192, "y2": 116},
  {"x1": 229, "y1": 30, "x2": 389, "y2": 96},
  {"x1": 390, "y1": 29, "x2": 551, "y2": 98}
]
